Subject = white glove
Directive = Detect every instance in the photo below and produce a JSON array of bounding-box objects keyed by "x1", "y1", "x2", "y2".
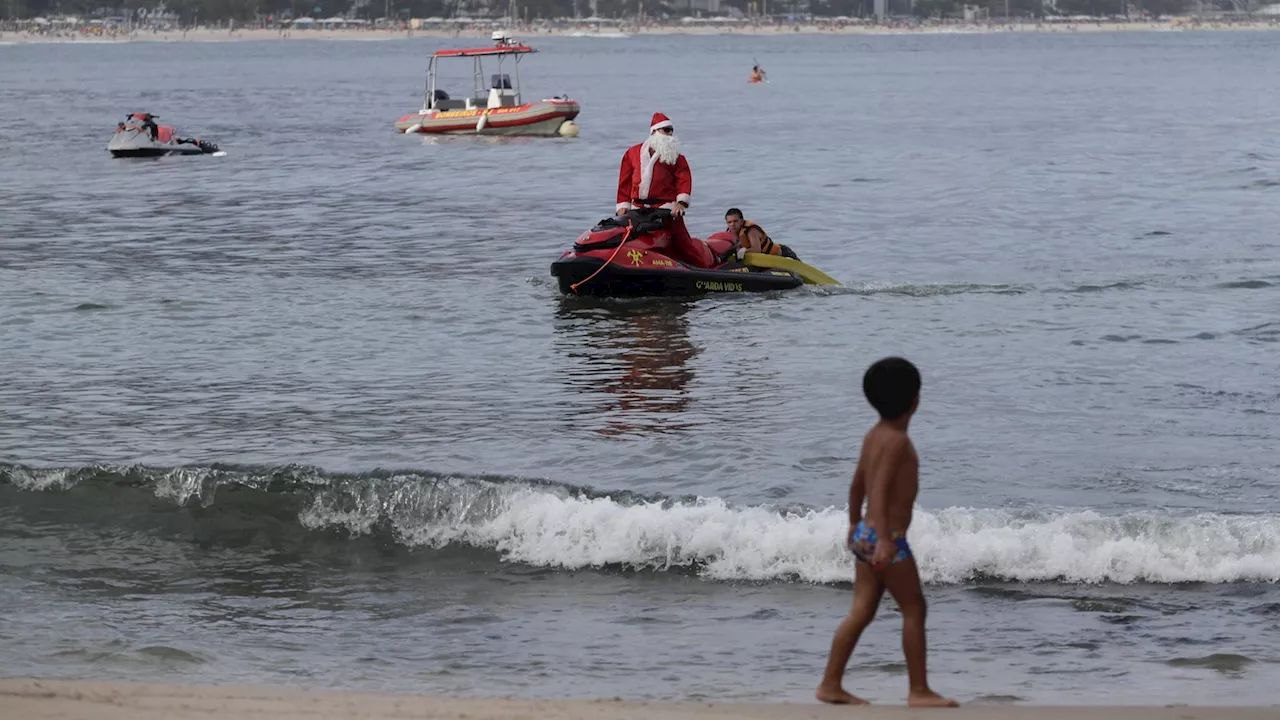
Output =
[{"x1": 736, "y1": 247, "x2": 747, "y2": 261}]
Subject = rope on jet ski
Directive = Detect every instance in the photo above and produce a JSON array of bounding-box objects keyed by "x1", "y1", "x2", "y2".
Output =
[{"x1": 570, "y1": 221, "x2": 633, "y2": 295}]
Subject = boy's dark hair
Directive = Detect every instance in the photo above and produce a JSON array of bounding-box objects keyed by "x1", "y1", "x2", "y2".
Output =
[
  {"x1": 863, "y1": 357, "x2": 921, "y2": 419},
  {"x1": 725, "y1": 208, "x2": 744, "y2": 220}
]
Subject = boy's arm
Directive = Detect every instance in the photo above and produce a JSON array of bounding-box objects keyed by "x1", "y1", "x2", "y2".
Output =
[{"x1": 848, "y1": 465, "x2": 866, "y2": 527}]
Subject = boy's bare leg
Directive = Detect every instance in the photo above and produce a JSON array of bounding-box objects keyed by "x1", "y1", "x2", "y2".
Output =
[
  {"x1": 881, "y1": 557, "x2": 958, "y2": 707},
  {"x1": 815, "y1": 562, "x2": 883, "y2": 704}
]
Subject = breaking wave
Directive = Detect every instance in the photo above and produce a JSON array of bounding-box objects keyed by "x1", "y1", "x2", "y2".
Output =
[{"x1": 3, "y1": 463, "x2": 1278, "y2": 585}]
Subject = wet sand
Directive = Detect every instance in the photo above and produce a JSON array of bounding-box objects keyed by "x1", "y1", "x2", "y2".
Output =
[{"x1": 0, "y1": 679, "x2": 1277, "y2": 720}]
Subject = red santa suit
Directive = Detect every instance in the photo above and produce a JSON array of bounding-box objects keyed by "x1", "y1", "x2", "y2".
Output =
[{"x1": 615, "y1": 113, "x2": 715, "y2": 269}]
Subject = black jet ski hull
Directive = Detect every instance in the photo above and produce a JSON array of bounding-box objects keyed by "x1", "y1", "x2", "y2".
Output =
[
  {"x1": 551, "y1": 256, "x2": 803, "y2": 298},
  {"x1": 109, "y1": 146, "x2": 208, "y2": 158}
]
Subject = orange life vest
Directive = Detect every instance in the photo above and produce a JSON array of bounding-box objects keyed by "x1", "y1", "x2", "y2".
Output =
[{"x1": 737, "y1": 220, "x2": 781, "y2": 255}]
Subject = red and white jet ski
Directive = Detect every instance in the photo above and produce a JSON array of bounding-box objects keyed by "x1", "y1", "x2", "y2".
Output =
[{"x1": 108, "y1": 113, "x2": 221, "y2": 158}]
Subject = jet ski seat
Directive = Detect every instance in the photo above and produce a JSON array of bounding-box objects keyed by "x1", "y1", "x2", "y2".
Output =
[{"x1": 704, "y1": 233, "x2": 739, "y2": 263}]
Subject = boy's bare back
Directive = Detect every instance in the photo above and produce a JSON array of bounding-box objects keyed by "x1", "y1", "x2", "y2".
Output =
[{"x1": 857, "y1": 422, "x2": 919, "y2": 539}]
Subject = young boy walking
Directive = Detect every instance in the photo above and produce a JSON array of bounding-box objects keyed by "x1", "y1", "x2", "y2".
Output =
[{"x1": 816, "y1": 357, "x2": 958, "y2": 708}]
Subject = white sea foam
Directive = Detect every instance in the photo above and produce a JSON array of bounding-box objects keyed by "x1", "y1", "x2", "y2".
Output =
[
  {"x1": 8, "y1": 464, "x2": 1275, "y2": 585},
  {"x1": 299, "y1": 477, "x2": 1280, "y2": 585},
  {"x1": 3, "y1": 465, "x2": 76, "y2": 491}
]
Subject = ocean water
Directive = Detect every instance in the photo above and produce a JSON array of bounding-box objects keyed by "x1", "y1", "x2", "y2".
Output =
[{"x1": 1, "y1": 30, "x2": 1279, "y2": 706}]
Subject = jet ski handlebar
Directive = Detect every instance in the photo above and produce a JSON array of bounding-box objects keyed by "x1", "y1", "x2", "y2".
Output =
[
  {"x1": 620, "y1": 207, "x2": 672, "y2": 221},
  {"x1": 592, "y1": 206, "x2": 673, "y2": 235}
]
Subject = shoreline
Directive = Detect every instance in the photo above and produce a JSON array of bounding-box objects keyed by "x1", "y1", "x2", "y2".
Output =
[
  {"x1": 1, "y1": 679, "x2": 1278, "y2": 720},
  {"x1": 4, "y1": 20, "x2": 1280, "y2": 44}
]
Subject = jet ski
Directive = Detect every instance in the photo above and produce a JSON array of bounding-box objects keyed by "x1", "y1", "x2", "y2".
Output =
[
  {"x1": 108, "y1": 113, "x2": 221, "y2": 158},
  {"x1": 551, "y1": 208, "x2": 805, "y2": 297}
]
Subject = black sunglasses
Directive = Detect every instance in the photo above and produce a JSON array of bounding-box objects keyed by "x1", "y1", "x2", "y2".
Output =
[{"x1": 657, "y1": 127, "x2": 674, "y2": 134}]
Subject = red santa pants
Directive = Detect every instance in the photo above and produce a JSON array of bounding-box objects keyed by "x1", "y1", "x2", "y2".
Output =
[{"x1": 665, "y1": 215, "x2": 715, "y2": 269}]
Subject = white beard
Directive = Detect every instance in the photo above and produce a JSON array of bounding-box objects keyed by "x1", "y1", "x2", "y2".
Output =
[{"x1": 646, "y1": 132, "x2": 681, "y2": 165}]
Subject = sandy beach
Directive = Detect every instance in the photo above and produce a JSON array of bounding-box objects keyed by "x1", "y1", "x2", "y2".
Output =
[
  {"x1": 0, "y1": 679, "x2": 1277, "y2": 720},
  {"x1": 3, "y1": 19, "x2": 1279, "y2": 44}
]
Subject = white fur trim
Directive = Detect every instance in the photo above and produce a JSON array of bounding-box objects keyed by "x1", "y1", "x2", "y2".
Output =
[
  {"x1": 637, "y1": 139, "x2": 660, "y2": 200},
  {"x1": 616, "y1": 202, "x2": 633, "y2": 212},
  {"x1": 676, "y1": 193, "x2": 691, "y2": 207},
  {"x1": 650, "y1": 119, "x2": 673, "y2": 132}
]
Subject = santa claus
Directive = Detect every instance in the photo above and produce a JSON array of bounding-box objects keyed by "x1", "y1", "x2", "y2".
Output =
[{"x1": 615, "y1": 112, "x2": 715, "y2": 269}]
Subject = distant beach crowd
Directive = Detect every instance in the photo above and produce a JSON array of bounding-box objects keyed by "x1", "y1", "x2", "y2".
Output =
[{"x1": 3, "y1": 15, "x2": 1280, "y2": 44}]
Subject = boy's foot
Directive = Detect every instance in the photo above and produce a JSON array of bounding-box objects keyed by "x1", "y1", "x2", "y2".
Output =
[
  {"x1": 907, "y1": 690, "x2": 959, "y2": 708},
  {"x1": 815, "y1": 686, "x2": 869, "y2": 705}
]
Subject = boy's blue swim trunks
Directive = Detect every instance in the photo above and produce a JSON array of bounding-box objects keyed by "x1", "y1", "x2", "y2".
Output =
[{"x1": 848, "y1": 520, "x2": 913, "y2": 566}]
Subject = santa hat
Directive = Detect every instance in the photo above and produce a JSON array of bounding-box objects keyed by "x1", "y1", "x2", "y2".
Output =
[{"x1": 649, "y1": 112, "x2": 673, "y2": 133}]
